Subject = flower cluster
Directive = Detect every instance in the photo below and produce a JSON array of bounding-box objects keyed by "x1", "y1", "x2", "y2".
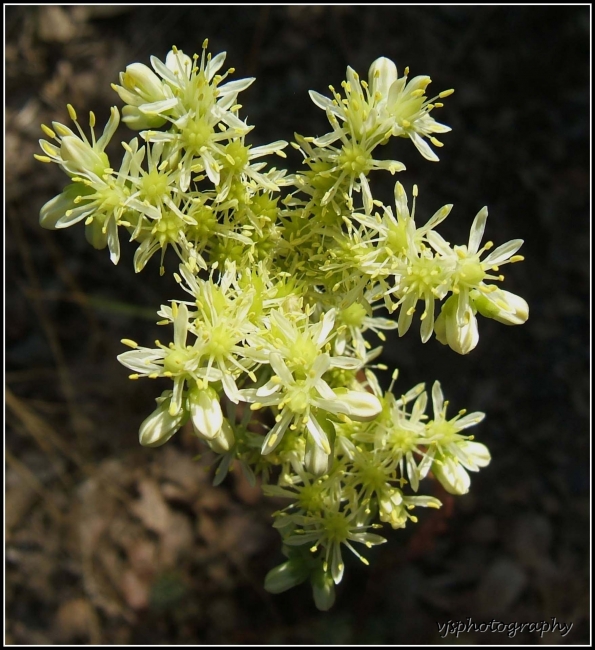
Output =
[{"x1": 37, "y1": 45, "x2": 528, "y2": 610}]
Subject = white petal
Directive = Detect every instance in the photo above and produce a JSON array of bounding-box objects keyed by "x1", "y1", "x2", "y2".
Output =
[
  {"x1": 309, "y1": 90, "x2": 339, "y2": 115},
  {"x1": 97, "y1": 106, "x2": 120, "y2": 152},
  {"x1": 173, "y1": 302, "x2": 188, "y2": 347},
  {"x1": 106, "y1": 215, "x2": 120, "y2": 265},
  {"x1": 206, "y1": 51, "x2": 226, "y2": 79},
  {"x1": 424, "y1": 204, "x2": 453, "y2": 232},
  {"x1": 256, "y1": 379, "x2": 282, "y2": 398},
  {"x1": 150, "y1": 55, "x2": 179, "y2": 86},
  {"x1": 311, "y1": 353, "x2": 331, "y2": 379},
  {"x1": 269, "y1": 352, "x2": 294, "y2": 386},
  {"x1": 483, "y1": 239, "x2": 523, "y2": 266},
  {"x1": 218, "y1": 77, "x2": 255, "y2": 97},
  {"x1": 117, "y1": 348, "x2": 164, "y2": 373},
  {"x1": 314, "y1": 378, "x2": 337, "y2": 401},
  {"x1": 456, "y1": 411, "x2": 485, "y2": 429},
  {"x1": 250, "y1": 140, "x2": 288, "y2": 157},
  {"x1": 139, "y1": 98, "x2": 179, "y2": 115},
  {"x1": 305, "y1": 415, "x2": 331, "y2": 454},
  {"x1": 221, "y1": 371, "x2": 240, "y2": 404},
  {"x1": 431, "y1": 381, "x2": 444, "y2": 416},
  {"x1": 261, "y1": 409, "x2": 293, "y2": 454},
  {"x1": 420, "y1": 295, "x2": 434, "y2": 343},
  {"x1": 409, "y1": 131, "x2": 439, "y2": 162},
  {"x1": 468, "y1": 207, "x2": 488, "y2": 254},
  {"x1": 426, "y1": 230, "x2": 453, "y2": 258}
]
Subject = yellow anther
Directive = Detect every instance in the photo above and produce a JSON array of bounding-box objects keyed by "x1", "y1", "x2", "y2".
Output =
[
  {"x1": 67, "y1": 104, "x2": 77, "y2": 121},
  {"x1": 54, "y1": 123, "x2": 71, "y2": 137},
  {"x1": 121, "y1": 338, "x2": 138, "y2": 348},
  {"x1": 510, "y1": 255, "x2": 524, "y2": 263},
  {"x1": 34, "y1": 154, "x2": 52, "y2": 163},
  {"x1": 41, "y1": 124, "x2": 56, "y2": 139},
  {"x1": 89, "y1": 111, "x2": 96, "y2": 128},
  {"x1": 128, "y1": 373, "x2": 140, "y2": 380},
  {"x1": 439, "y1": 89, "x2": 455, "y2": 98},
  {"x1": 250, "y1": 402, "x2": 263, "y2": 411}
]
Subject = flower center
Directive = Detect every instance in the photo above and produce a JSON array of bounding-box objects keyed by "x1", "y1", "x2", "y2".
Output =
[
  {"x1": 140, "y1": 168, "x2": 170, "y2": 203},
  {"x1": 181, "y1": 118, "x2": 214, "y2": 154}
]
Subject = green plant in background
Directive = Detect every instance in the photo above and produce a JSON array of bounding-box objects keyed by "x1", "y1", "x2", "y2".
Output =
[{"x1": 36, "y1": 41, "x2": 528, "y2": 610}]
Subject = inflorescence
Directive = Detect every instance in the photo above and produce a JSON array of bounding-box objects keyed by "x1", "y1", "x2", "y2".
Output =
[{"x1": 37, "y1": 41, "x2": 528, "y2": 610}]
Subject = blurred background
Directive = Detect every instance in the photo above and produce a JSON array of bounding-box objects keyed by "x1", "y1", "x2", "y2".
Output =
[{"x1": 5, "y1": 6, "x2": 590, "y2": 644}]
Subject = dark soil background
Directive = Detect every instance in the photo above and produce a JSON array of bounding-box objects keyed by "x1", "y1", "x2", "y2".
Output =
[{"x1": 5, "y1": 6, "x2": 590, "y2": 645}]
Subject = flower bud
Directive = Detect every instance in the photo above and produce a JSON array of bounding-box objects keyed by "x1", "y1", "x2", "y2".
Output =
[
  {"x1": 311, "y1": 566, "x2": 336, "y2": 611},
  {"x1": 432, "y1": 456, "x2": 471, "y2": 495},
  {"x1": 472, "y1": 288, "x2": 529, "y2": 325},
  {"x1": 332, "y1": 388, "x2": 382, "y2": 421},
  {"x1": 264, "y1": 559, "x2": 310, "y2": 594},
  {"x1": 122, "y1": 63, "x2": 166, "y2": 103},
  {"x1": 207, "y1": 418, "x2": 235, "y2": 454},
  {"x1": 121, "y1": 105, "x2": 168, "y2": 130},
  {"x1": 139, "y1": 392, "x2": 186, "y2": 447},
  {"x1": 457, "y1": 440, "x2": 491, "y2": 472},
  {"x1": 305, "y1": 435, "x2": 330, "y2": 477},
  {"x1": 187, "y1": 385, "x2": 223, "y2": 439},
  {"x1": 434, "y1": 295, "x2": 479, "y2": 355}
]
